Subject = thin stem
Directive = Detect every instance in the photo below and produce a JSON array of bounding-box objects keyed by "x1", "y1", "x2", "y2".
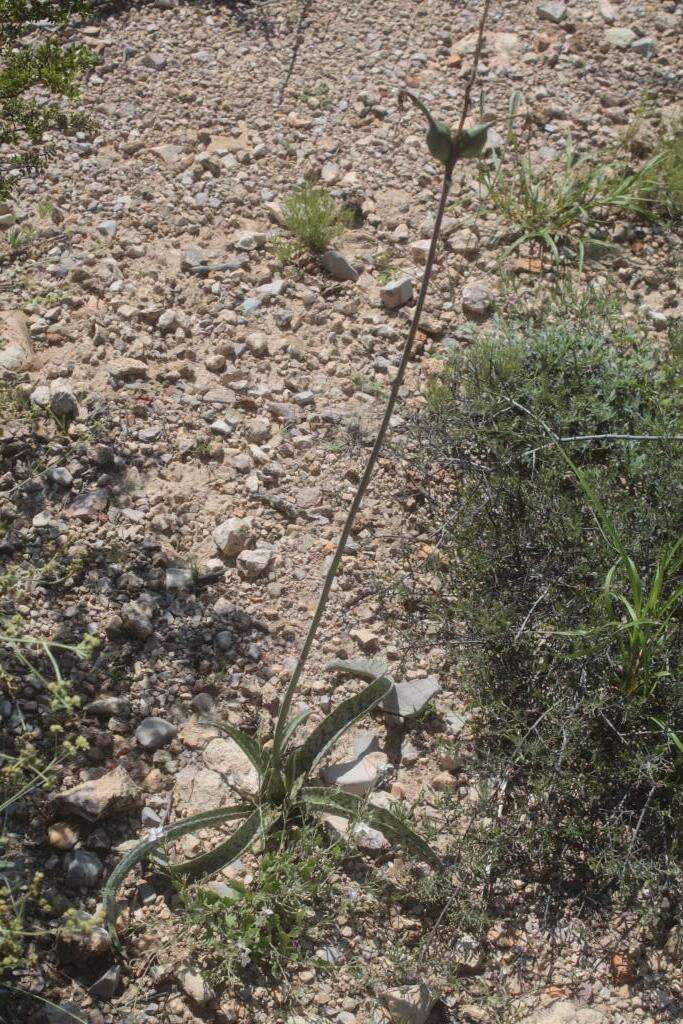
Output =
[
  {"x1": 524, "y1": 433, "x2": 683, "y2": 457},
  {"x1": 274, "y1": 168, "x2": 454, "y2": 747},
  {"x1": 273, "y1": 0, "x2": 493, "y2": 749}
]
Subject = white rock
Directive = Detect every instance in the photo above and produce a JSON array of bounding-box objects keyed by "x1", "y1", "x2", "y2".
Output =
[
  {"x1": 212, "y1": 517, "x2": 252, "y2": 557},
  {"x1": 381, "y1": 983, "x2": 436, "y2": 1024},
  {"x1": 236, "y1": 547, "x2": 273, "y2": 580},
  {"x1": 380, "y1": 277, "x2": 413, "y2": 309}
]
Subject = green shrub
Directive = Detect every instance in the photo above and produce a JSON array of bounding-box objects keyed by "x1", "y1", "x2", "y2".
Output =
[
  {"x1": 0, "y1": 0, "x2": 94, "y2": 200},
  {"x1": 392, "y1": 302, "x2": 683, "y2": 916},
  {"x1": 280, "y1": 183, "x2": 350, "y2": 255}
]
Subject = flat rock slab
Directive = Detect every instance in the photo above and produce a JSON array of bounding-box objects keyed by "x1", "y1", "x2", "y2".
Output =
[
  {"x1": 52, "y1": 767, "x2": 140, "y2": 822},
  {"x1": 326, "y1": 657, "x2": 389, "y2": 681},
  {"x1": 383, "y1": 677, "x2": 441, "y2": 718}
]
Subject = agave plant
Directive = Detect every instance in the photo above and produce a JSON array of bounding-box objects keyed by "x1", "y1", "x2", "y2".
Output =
[{"x1": 104, "y1": 675, "x2": 438, "y2": 947}]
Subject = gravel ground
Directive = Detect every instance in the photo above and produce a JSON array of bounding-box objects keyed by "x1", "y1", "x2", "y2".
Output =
[{"x1": 1, "y1": 1, "x2": 681, "y2": 1022}]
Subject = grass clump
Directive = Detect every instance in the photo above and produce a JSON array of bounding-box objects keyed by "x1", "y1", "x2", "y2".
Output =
[
  {"x1": 479, "y1": 130, "x2": 665, "y2": 265},
  {"x1": 280, "y1": 183, "x2": 350, "y2": 256},
  {"x1": 392, "y1": 298, "x2": 682, "y2": 920}
]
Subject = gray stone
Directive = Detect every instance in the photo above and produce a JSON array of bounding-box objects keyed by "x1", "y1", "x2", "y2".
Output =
[
  {"x1": 63, "y1": 849, "x2": 103, "y2": 888},
  {"x1": 380, "y1": 277, "x2": 413, "y2": 309},
  {"x1": 605, "y1": 27, "x2": 636, "y2": 48},
  {"x1": 323, "y1": 746, "x2": 389, "y2": 795},
  {"x1": 135, "y1": 716, "x2": 177, "y2": 750},
  {"x1": 109, "y1": 358, "x2": 148, "y2": 382},
  {"x1": 0, "y1": 309, "x2": 33, "y2": 373},
  {"x1": 96, "y1": 219, "x2": 117, "y2": 238},
  {"x1": 165, "y1": 566, "x2": 194, "y2": 590},
  {"x1": 631, "y1": 36, "x2": 655, "y2": 56},
  {"x1": 90, "y1": 965, "x2": 121, "y2": 1001},
  {"x1": 52, "y1": 766, "x2": 139, "y2": 821},
  {"x1": 49, "y1": 380, "x2": 79, "y2": 419},
  {"x1": 236, "y1": 547, "x2": 273, "y2": 580},
  {"x1": 320, "y1": 249, "x2": 359, "y2": 282},
  {"x1": 48, "y1": 467, "x2": 73, "y2": 487},
  {"x1": 120, "y1": 601, "x2": 153, "y2": 640},
  {"x1": 36, "y1": 1001, "x2": 85, "y2": 1024},
  {"x1": 56, "y1": 911, "x2": 112, "y2": 963},
  {"x1": 537, "y1": 1, "x2": 566, "y2": 22},
  {"x1": 213, "y1": 516, "x2": 252, "y2": 556},
  {"x1": 383, "y1": 677, "x2": 441, "y2": 718},
  {"x1": 598, "y1": 0, "x2": 616, "y2": 23},
  {"x1": 85, "y1": 696, "x2": 131, "y2": 718},
  {"x1": 380, "y1": 983, "x2": 436, "y2": 1024},
  {"x1": 462, "y1": 281, "x2": 494, "y2": 318},
  {"x1": 326, "y1": 657, "x2": 389, "y2": 681},
  {"x1": 143, "y1": 52, "x2": 167, "y2": 70}
]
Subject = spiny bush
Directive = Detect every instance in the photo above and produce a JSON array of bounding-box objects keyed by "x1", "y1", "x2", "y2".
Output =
[
  {"x1": 0, "y1": 0, "x2": 94, "y2": 200},
  {"x1": 390, "y1": 299, "x2": 682, "y2": 915}
]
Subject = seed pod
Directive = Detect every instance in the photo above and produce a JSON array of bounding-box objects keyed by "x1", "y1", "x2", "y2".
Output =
[
  {"x1": 399, "y1": 89, "x2": 455, "y2": 168},
  {"x1": 453, "y1": 124, "x2": 490, "y2": 160}
]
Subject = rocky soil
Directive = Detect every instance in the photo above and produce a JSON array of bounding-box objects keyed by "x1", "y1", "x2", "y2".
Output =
[{"x1": 1, "y1": 1, "x2": 681, "y2": 1023}]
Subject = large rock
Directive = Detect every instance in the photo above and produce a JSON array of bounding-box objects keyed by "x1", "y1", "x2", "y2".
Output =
[
  {"x1": 382, "y1": 677, "x2": 441, "y2": 718},
  {"x1": 52, "y1": 766, "x2": 140, "y2": 822},
  {"x1": 0, "y1": 309, "x2": 33, "y2": 373},
  {"x1": 520, "y1": 1003, "x2": 607, "y2": 1024},
  {"x1": 380, "y1": 983, "x2": 436, "y2": 1024}
]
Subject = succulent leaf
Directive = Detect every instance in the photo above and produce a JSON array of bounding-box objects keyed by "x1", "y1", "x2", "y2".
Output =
[
  {"x1": 453, "y1": 124, "x2": 489, "y2": 160},
  {"x1": 103, "y1": 803, "x2": 252, "y2": 947},
  {"x1": 399, "y1": 88, "x2": 454, "y2": 168},
  {"x1": 169, "y1": 807, "x2": 281, "y2": 881},
  {"x1": 302, "y1": 786, "x2": 441, "y2": 867},
  {"x1": 285, "y1": 676, "x2": 393, "y2": 791}
]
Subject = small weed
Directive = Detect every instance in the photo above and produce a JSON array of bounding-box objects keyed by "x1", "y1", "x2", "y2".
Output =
[
  {"x1": 4, "y1": 226, "x2": 34, "y2": 252},
  {"x1": 375, "y1": 251, "x2": 399, "y2": 284},
  {"x1": 178, "y1": 826, "x2": 344, "y2": 988},
  {"x1": 352, "y1": 373, "x2": 386, "y2": 399},
  {"x1": 280, "y1": 183, "x2": 351, "y2": 256}
]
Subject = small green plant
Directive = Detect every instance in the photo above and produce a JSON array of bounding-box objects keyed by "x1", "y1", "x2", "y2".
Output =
[
  {"x1": 480, "y1": 105, "x2": 667, "y2": 265},
  {"x1": 375, "y1": 251, "x2": 398, "y2": 285},
  {"x1": 105, "y1": 670, "x2": 437, "y2": 947},
  {"x1": 0, "y1": 0, "x2": 95, "y2": 200},
  {"x1": 178, "y1": 825, "x2": 344, "y2": 988},
  {"x1": 280, "y1": 183, "x2": 351, "y2": 255},
  {"x1": 4, "y1": 225, "x2": 34, "y2": 251}
]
